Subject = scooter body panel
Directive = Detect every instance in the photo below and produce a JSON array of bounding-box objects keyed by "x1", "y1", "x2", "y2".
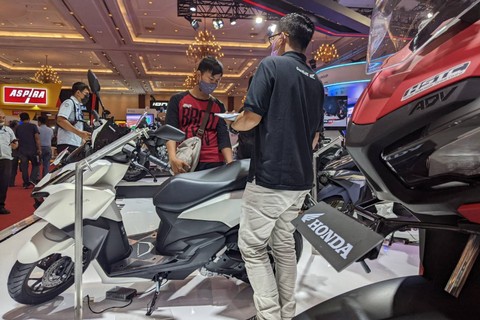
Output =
[
  {"x1": 18, "y1": 223, "x2": 75, "y2": 264},
  {"x1": 179, "y1": 191, "x2": 244, "y2": 228},
  {"x1": 35, "y1": 185, "x2": 116, "y2": 229}
]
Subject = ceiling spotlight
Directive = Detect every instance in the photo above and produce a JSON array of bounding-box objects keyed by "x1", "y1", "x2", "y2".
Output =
[
  {"x1": 185, "y1": 15, "x2": 200, "y2": 31},
  {"x1": 189, "y1": 5, "x2": 197, "y2": 12},
  {"x1": 213, "y1": 18, "x2": 224, "y2": 30},
  {"x1": 255, "y1": 16, "x2": 263, "y2": 24},
  {"x1": 267, "y1": 23, "x2": 277, "y2": 35},
  {"x1": 230, "y1": 18, "x2": 237, "y2": 26},
  {"x1": 191, "y1": 19, "x2": 200, "y2": 30}
]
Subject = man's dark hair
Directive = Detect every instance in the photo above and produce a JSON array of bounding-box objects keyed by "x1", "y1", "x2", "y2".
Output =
[
  {"x1": 38, "y1": 116, "x2": 47, "y2": 124},
  {"x1": 197, "y1": 56, "x2": 223, "y2": 76},
  {"x1": 19, "y1": 112, "x2": 30, "y2": 121},
  {"x1": 72, "y1": 82, "x2": 89, "y2": 93},
  {"x1": 9, "y1": 119, "x2": 19, "y2": 129},
  {"x1": 278, "y1": 13, "x2": 315, "y2": 51}
]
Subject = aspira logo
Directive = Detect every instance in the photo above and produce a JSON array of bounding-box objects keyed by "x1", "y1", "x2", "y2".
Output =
[
  {"x1": 302, "y1": 213, "x2": 353, "y2": 259},
  {"x1": 3, "y1": 87, "x2": 47, "y2": 104}
]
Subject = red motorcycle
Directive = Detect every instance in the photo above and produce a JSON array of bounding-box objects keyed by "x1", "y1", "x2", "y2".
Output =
[{"x1": 297, "y1": 1, "x2": 480, "y2": 319}]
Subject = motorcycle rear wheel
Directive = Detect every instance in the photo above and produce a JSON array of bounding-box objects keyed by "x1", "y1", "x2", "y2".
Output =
[{"x1": 7, "y1": 249, "x2": 91, "y2": 305}]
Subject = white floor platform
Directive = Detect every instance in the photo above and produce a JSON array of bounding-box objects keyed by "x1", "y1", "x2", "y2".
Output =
[{"x1": 0, "y1": 198, "x2": 420, "y2": 320}]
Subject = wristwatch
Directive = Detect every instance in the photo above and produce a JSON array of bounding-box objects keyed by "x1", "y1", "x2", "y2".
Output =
[{"x1": 228, "y1": 124, "x2": 239, "y2": 135}]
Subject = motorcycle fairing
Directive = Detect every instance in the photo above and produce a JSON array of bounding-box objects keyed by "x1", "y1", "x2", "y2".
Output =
[
  {"x1": 354, "y1": 20, "x2": 480, "y2": 125},
  {"x1": 347, "y1": 17, "x2": 480, "y2": 218},
  {"x1": 35, "y1": 185, "x2": 117, "y2": 229}
]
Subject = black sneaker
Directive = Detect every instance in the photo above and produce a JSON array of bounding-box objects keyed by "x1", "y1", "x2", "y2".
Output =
[
  {"x1": 246, "y1": 316, "x2": 257, "y2": 320},
  {"x1": 0, "y1": 207, "x2": 11, "y2": 214}
]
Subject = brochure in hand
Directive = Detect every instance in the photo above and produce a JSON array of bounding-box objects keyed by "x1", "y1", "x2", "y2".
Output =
[{"x1": 214, "y1": 113, "x2": 239, "y2": 121}]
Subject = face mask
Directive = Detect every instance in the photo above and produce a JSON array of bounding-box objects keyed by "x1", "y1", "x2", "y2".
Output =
[
  {"x1": 81, "y1": 94, "x2": 90, "y2": 105},
  {"x1": 271, "y1": 35, "x2": 282, "y2": 57},
  {"x1": 199, "y1": 81, "x2": 217, "y2": 95}
]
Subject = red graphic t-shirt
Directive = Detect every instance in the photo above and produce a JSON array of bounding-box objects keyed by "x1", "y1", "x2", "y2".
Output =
[{"x1": 165, "y1": 91, "x2": 230, "y2": 163}]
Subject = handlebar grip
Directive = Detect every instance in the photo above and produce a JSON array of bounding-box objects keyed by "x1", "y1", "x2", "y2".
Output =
[{"x1": 148, "y1": 154, "x2": 170, "y2": 169}]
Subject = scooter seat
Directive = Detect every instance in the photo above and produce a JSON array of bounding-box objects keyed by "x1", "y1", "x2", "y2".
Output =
[{"x1": 153, "y1": 159, "x2": 250, "y2": 213}]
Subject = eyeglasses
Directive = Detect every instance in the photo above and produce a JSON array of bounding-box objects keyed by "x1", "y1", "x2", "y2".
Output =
[
  {"x1": 81, "y1": 91, "x2": 90, "y2": 96},
  {"x1": 268, "y1": 32, "x2": 281, "y2": 44}
]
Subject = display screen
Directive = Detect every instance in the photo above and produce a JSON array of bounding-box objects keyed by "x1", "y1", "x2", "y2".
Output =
[
  {"x1": 323, "y1": 96, "x2": 348, "y2": 129},
  {"x1": 125, "y1": 113, "x2": 155, "y2": 128}
]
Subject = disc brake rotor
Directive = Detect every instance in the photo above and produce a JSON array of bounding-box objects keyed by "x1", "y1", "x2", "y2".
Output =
[{"x1": 41, "y1": 257, "x2": 73, "y2": 288}]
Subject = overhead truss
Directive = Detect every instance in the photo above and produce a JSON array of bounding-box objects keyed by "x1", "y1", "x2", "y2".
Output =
[{"x1": 177, "y1": 0, "x2": 280, "y2": 20}]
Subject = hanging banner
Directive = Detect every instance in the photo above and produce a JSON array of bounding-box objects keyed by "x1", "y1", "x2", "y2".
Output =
[{"x1": 0, "y1": 83, "x2": 62, "y2": 109}]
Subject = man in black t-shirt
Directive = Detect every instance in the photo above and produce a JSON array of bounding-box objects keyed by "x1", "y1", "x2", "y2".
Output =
[
  {"x1": 15, "y1": 113, "x2": 41, "y2": 187},
  {"x1": 229, "y1": 13, "x2": 324, "y2": 320}
]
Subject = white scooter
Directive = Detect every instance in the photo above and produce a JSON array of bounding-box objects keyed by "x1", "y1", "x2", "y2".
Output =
[{"x1": 7, "y1": 71, "x2": 304, "y2": 315}]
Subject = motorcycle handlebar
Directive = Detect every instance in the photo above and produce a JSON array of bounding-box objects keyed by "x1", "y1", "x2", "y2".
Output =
[{"x1": 148, "y1": 154, "x2": 170, "y2": 169}]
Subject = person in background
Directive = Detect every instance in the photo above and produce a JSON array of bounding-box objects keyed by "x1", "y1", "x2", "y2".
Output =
[
  {"x1": 56, "y1": 82, "x2": 91, "y2": 153},
  {"x1": 8, "y1": 120, "x2": 19, "y2": 187},
  {"x1": 165, "y1": 56, "x2": 233, "y2": 174},
  {"x1": 16, "y1": 113, "x2": 41, "y2": 188},
  {"x1": 228, "y1": 13, "x2": 324, "y2": 320},
  {"x1": 0, "y1": 109, "x2": 19, "y2": 214},
  {"x1": 236, "y1": 76, "x2": 255, "y2": 160},
  {"x1": 37, "y1": 116, "x2": 53, "y2": 178}
]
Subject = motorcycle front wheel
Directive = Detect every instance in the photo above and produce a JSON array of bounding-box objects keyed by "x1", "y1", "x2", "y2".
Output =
[{"x1": 7, "y1": 248, "x2": 91, "y2": 305}]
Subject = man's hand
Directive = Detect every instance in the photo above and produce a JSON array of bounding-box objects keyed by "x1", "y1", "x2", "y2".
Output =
[
  {"x1": 78, "y1": 130, "x2": 91, "y2": 141},
  {"x1": 169, "y1": 157, "x2": 191, "y2": 175}
]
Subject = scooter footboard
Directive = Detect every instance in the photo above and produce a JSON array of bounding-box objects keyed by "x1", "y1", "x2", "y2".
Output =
[{"x1": 17, "y1": 223, "x2": 74, "y2": 264}]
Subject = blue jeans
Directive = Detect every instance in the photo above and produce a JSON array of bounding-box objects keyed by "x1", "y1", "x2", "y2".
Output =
[{"x1": 41, "y1": 146, "x2": 52, "y2": 178}]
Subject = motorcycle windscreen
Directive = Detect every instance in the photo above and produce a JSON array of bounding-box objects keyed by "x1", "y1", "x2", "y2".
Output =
[
  {"x1": 366, "y1": 0, "x2": 479, "y2": 74},
  {"x1": 293, "y1": 202, "x2": 384, "y2": 272}
]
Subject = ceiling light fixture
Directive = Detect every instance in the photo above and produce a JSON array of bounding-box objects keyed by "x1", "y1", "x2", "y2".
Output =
[
  {"x1": 183, "y1": 69, "x2": 197, "y2": 88},
  {"x1": 184, "y1": 15, "x2": 201, "y2": 31},
  {"x1": 34, "y1": 55, "x2": 61, "y2": 84},
  {"x1": 213, "y1": 18, "x2": 224, "y2": 30},
  {"x1": 186, "y1": 29, "x2": 224, "y2": 63},
  {"x1": 267, "y1": 23, "x2": 277, "y2": 35},
  {"x1": 314, "y1": 43, "x2": 339, "y2": 63},
  {"x1": 255, "y1": 17, "x2": 263, "y2": 24},
  {"x1": 230, "y1": 18, "x2": 237, "y2": 26}
]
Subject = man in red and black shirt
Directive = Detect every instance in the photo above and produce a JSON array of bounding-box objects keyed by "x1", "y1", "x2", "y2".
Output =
[{"x1": 166, "y1": 56, "x2": 233, "y2": 174}]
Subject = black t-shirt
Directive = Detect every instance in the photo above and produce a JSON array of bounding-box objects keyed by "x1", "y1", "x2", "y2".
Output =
[
  {"x1": 244, "y1": 51, "x2": 324, "y2": 190},
  {"x1": 15, "y1": 122, "x2": 39, "y2": 156}
]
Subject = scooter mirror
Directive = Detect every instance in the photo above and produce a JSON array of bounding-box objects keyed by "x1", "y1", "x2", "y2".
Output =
[
  {"x1": 149, "y1": 124, "x2": 185, "y2": 142},
  {"x1": 87, "y1": 69, "x2": 101, "y2": 95}
]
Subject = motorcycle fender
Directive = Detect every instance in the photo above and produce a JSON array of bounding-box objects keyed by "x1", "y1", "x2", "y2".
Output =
[
  {"x1": 17, "y1": 224, "x2": 74, "y2": 264},
  {"x1": 318, "y1": 184, "x2": 350, "y2": 203}
]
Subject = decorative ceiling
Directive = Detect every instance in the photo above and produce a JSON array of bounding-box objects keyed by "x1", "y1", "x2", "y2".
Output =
[{"x1": 0, "y1": 0, "x2": 371, "y2": 97}]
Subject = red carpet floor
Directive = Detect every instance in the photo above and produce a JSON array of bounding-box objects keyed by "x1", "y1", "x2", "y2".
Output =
[{"x1": 0, "y1": 169, "x2": 36, "y2": 232}]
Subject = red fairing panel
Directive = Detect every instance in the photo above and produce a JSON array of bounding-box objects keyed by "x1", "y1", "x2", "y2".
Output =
[{"x1": 353, "y1": 21, "x2": 480, "y2": 125}]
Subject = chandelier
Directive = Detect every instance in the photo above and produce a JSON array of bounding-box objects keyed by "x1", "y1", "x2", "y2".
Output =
[
  {"x1": 34, "y1": 55, "x2": 61, "y2": 84},
  {"x1": 314, "y1": 43, "x2": 339, "y2": 63},
  {"x1": 183, "y1": 70, "x2": 197, "y2": 88},
  {"x1": 186, "y1": 30, "x2": 224, "y2": 63}
]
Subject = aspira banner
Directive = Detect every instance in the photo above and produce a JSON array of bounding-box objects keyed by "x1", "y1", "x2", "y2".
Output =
[{"x1": 1, "y1": 83, "x2": 62, "y2": 108}]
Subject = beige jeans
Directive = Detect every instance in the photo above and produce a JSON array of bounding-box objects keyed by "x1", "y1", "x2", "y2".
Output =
[{"x1": 238, "y1": 181, "x2": 309, "y2": 320}]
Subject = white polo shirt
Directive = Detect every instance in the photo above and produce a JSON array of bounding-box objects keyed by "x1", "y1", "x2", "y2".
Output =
[
  {"x1": 57, "y1": 96, "x2": 84, "y2": 147},
  {"x1": 0, "y1": 125, "x2": 16, "y2": 160}
]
